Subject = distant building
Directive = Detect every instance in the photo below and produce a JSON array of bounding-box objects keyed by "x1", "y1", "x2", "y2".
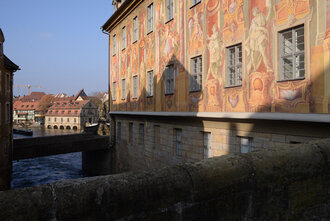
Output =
[
  {"x1": 0, "y1": 28, "x2": 19, "y2": 190},
  {"x1": 13, "y1": 92, "x2": 46, "y2": 125},
  {"x1": 45, "y1": 89, "x2": 98, "y2": 130},
  {"x1": 13, "y1": 100, "x2": 40, "y2": 125}
]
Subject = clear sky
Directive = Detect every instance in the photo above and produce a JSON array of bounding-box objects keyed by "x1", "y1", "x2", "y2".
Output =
[{"x1": 0, "y1": 0, "x2": 113, "y2": 97}]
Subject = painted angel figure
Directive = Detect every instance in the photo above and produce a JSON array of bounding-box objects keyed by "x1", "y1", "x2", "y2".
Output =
[{"x1": 245, "y1": 0, "x2": 273, "y2": 73}]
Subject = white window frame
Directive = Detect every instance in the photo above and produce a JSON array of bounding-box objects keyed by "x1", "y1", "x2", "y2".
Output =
[
  {"x1": 279, "y1": 25, "x2": 305, "y2": 81},
  {"x1": 147, "y1": 70, "x2": 154, "y2": 97},
  {"x1": 240, "y1": 137, "x2": 253, "y2": 154},
  {"x1": 147, "y1": 3, "x2": 153, "y2": 34},
  {"x1": 122, "y1": 26, "x2": 126, "y2": 50},
  {"x1": 133, "y1": 75, "x2": 138, "y2": 99},
  {"x1": 121, "y1": 79, "x2": 126, "y2": 100},
  {"x1": 203, "y1": 132, "x2": 211, "y2": 159},
  {"x1": 190, "y1": 55, "x2": 202, "y2": 92},
  {"x1": 133, "y1": 16, "x2": 138, "y2": 43},
  {"x1": 166, "y1": 0, "x2": 174, "y2": 21},
  {"x1": 226, "y1": 44, "x2": 242, "y2": 87},
  {"x1": 174, "y1": 128, "x2": 182, "y2": 156},
  {"x1": 165, "y1": 64, "x2": 174, "y2": 95}
]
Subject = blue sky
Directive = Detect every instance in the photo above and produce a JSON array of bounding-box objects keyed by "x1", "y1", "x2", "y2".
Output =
[{"x1": 0, "y1": 0, "x2": 113, "y2": 96}]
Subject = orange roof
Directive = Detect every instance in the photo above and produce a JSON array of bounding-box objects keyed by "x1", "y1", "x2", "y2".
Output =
[
  {"x1": 20, "y1": 92, "x2": 46, "y2": 102},
  {"x1": 45, "y1": 100, "x2": 90, "y2": 116},
  {"x1": 13, "y1": 100, "x2": 40, "y2": 110}
]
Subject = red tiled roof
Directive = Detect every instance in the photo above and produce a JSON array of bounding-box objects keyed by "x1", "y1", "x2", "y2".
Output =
[
  {"x1": 13, "y1": 100, "x2": 40, "y2": 110},
  {"x1": 45, "y1": 100, "x2": 90, "y2": 116},
  {"x1": 20, "y1": 92, "x2": 46, "y2": 102}
]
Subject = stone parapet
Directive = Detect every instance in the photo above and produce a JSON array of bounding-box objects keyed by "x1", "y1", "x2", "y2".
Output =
[{"x1": 1, "y1": 139, "x2": 330, "y2": 220}]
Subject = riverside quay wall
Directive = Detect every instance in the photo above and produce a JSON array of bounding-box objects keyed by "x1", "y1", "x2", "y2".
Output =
[{"x1": 1, "y1": 139, "x2": 330, "y2": 220}]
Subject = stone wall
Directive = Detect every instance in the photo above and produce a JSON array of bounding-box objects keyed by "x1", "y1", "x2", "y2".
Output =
[
  {"x1": 1, "y1": 139, "x2": 330, "y2": 220},
  {"x1": 113, "y1": 115, "x2": 330, "y2": 173}
]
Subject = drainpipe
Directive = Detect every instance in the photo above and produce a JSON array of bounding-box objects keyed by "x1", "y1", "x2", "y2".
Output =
[{"x1": 101, "y1": 27, "x2": 115, "y2": 147}]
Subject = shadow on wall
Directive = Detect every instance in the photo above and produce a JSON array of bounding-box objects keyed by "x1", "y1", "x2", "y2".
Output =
[{"x1": 109, "y1": 51, "x2": 330, "y2": 171}]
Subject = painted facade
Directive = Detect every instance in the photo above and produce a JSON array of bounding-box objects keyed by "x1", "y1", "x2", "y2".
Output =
[
  {"x1": 103, "y1": 0, "x2": 330, "y2": 173},
  {"x1": 0, "y1": 29, "x2": 19, "y2": 190},
  {"x1": 105, "y1": 0, "x2": 329, "y2": 114}
]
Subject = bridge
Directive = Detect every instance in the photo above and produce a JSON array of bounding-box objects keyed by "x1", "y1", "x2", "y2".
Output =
[{"x1": 13, "y1": 134, "x2": 112, "y2": 175}]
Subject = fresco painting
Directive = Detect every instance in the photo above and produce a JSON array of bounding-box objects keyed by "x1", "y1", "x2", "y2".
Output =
[
  {"x1": 222, "y1": 0, "x2": 244, "y2": 42},
  {"x1": 273, "y1": 80, "x2": 310, "y2": 113},
  {"x1": 248, "y1": 72, "x2": 273, "y2": 112},
  {"x1": 110, "y1": 0, "x2": 329, "y2": 115},
  {"x1": 203, "y1": 0, "x2": 222, "y2": 112},
  {"x1": 188, "y1": 3, "x2": 204, "y2": 56},
  {"x1": 275, "y1": 0, "x2": 310, "y2": 25},
  {"x1": 146, "y1": 33, "x2": 155, "y2": 69},
  {"x1": 224, "y1": 87, "x2": 245, "y2": 112}
]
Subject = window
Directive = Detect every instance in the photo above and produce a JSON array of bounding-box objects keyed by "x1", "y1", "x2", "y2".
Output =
[
  {"x1": 67, "y1": 118, "x2": 69, "y2": 122},
  {"x1": 74, "y1": 118, "x2": 76, "y2": 123},
  {"x1": 147, "y1": 3, "x2": 153, "y2": 33},
  {"x1": 153, "y1": 125, "x2": 160, "y2": 148},
  {"x1": 226, "y1": 44, "x2": 242, "y2": 87},
  {"x1": 133, "y1": 16, "x2": 138, "y2": 42},
  {"x1": 279, "y1": 25, "x2": 305, "y2": 80},
  {"x1": 61, "y1": 118, "x2": 63, "y2": 123},
  {"x1": 122, "y1": 26, "x2": 126, "y2": 50},
  {"x1": 203, "y1": 132, "x2": 211, "y2": 159},
  {"x1": 5, "y1": 103, "x2": 10, "y2": 123},
  {"x1": 55, "y1": 117, "x2": 57, "y2": 122},
  {"x1": 190, "y1": 56, "x2": 202, "y2": 92},
  {"x1": 191, "y1": 0, "x2": 201, "y2": 7},
  {"x1": 48, "y1": 117, "x2": 50, "y2": 122},
  {"x1": 174, "y1": 128, "x2": 182, "y2": 156},
  {"x1": 112, "y1": 34, "x2": 117, "y2": 55},
  {"x1": 117, "y1": 122, "x2": 121, "y2": 141},
  {"x1": 128, "y1": 122, "x2": 133, "y2": 143},
  {"x1": 112, "y1": 82, "x2": 117, "y2": 101},
  {"x1": 139, "y1": 123, "x2": 144, "y2": 145},
  {"x1": 5, "y1": 73, "x2": 10, "y2": 92},
  {"x1": 240, "y1": 137, "x2": 253, "y2": 153},
  {"x1": 165, "y1": 64, "x2": 174, "y2": 94},
  {"x1": 121, "y1": 79, "x2": 126, "y2": 100},
  {"x1": 166, "y1": 0, "x2": 173, "y2": 21},
  {"x1": 133, "y1": 75, "x2": 138, "y2": 99},
  {"x1": 147, "y1": 70, "x2": 154, "y2": 97}
]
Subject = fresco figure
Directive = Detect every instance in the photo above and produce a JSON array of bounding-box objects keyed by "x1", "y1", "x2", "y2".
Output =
[
  {"x1": 245, "y1": 0, "x2": 272, "y2": 73},
  {"x1": 189, "y1": 10, "x2": 204, "y2": 55},
  {"x1": 207, "y1": 24, "x2": 222, "y2": 80}
]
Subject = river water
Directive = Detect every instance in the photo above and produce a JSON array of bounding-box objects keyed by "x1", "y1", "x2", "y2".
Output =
[{"x1": 11, "y1": 127, "x2": 87, "y2": 189}]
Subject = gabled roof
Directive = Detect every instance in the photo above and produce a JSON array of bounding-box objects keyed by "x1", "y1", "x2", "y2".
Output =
[
  {"x1": 4, "y1": 55, "x2": 20, "y2": 71},
  {"x1": 74, "y1": 89, "x2": 88, "y2": 101}
]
